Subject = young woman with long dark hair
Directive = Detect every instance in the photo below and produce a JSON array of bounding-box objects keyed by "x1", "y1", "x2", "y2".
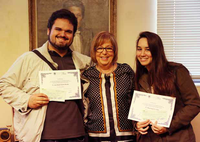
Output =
[{"x1": 133, "y1": 31, "x2": 200, "y2": 142}]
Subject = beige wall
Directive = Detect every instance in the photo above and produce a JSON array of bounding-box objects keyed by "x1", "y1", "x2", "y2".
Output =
[
  {"x1": 0, "y1": 0, "x2": 29, "y2": 129},
  {"x1": 0, "y1": 0, "x2": 199, "y2": 141},
  {"x1": 117, "y1": 0, "x2": 157, "y2": 68}
]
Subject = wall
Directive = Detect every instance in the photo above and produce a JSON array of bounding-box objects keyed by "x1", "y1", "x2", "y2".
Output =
[
  {"x1": 117, "y1": 0, "x2": 157, "y2": 68},
  {"x1": 193, "y1": 87, "x2": 200, "y2": 141},
  {"x1": 0, "y1": 0, "x2": 199, "y2": 141},
  {"x1": 0, "y1": 0, "x2": 29, "y2": 128}
]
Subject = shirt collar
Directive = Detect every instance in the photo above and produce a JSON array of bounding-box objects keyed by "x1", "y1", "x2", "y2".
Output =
[{"x1": 48, "y1": 48, "x2": 73, "y2": 57}]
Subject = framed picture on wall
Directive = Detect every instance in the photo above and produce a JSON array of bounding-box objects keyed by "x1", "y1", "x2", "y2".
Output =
[{"x1": 28, "y1": 0, "x2": 117, "y2": 56}]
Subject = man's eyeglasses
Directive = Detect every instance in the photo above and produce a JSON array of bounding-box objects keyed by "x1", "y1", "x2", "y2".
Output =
[{"x1": 96, "y1": 47, "x2": 114, "y2": 53}]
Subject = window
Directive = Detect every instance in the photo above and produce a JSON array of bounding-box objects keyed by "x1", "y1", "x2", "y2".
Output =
[{"x1": 157, "y1": 0, "x2": 200, "y2": 79}]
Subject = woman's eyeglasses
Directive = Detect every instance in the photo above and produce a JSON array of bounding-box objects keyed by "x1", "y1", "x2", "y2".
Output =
[{"x1": 96, "y1": 47, "x2": 113, "y2": 53}]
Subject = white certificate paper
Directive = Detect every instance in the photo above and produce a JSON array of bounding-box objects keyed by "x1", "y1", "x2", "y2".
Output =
[
  {"x1": 128, "y1": 91, "x2": 176, "y2": 128},
  {"x1": 39, "y1": 70, "x2": 81, "y2": 102}
]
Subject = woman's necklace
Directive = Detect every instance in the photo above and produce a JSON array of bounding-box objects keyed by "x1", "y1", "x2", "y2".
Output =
[{"x1": 96, "y1": 63, "x2": 117, "y2": 74}]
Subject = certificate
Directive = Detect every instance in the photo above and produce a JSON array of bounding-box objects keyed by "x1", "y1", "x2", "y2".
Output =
[
  {"x1": 128, "y1": 91, "x2": 176, "y2": 128},
  {"x1": 39, "y1": 70, "x2": 82, "y2": 102}
]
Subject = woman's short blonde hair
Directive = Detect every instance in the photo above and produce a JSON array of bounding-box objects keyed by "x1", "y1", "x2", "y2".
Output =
[{"x1": 90, "y1": 31, "x2": 118, "y2": 64}]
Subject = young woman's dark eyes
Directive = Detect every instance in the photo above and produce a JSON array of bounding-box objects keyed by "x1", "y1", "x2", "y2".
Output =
[{"x1": 137, "y1": 47, "x2": 150, "y2": 51}]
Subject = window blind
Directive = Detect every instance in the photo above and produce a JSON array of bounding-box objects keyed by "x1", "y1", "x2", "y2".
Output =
[{"x1": 157, "y1": 0, "x2": 200, "y2": 79}]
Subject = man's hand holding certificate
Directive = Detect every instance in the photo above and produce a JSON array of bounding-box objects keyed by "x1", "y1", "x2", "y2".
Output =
[
  {"x1": 128, "y1": 91, "x2": 176, "y2": 128},
  {"x1": 39, "y1": 70, "x2": 82, "y2": 102}
]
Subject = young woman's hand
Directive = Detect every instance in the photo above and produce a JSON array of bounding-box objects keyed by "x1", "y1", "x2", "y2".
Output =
[
  {"x1": 136, "y1": 119, "x2": 151, "y2": 135},
  {"x1": 151, "y1": 121, "x2": 167, "y2": 135}
]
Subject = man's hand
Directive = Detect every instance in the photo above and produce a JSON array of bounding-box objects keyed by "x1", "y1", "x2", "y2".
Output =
[
  {"x1": 136, "y1": 119, "x2": 151, "y2": 135},
  {"x1": 151, "y1": 121, "x2": 167, "y2": 135},
  {"x1": 28, "y1": 93, "x2": 49, "y2": 109}
]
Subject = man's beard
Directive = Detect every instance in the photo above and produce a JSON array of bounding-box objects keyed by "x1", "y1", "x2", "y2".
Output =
[{"x1": 48, "y1": 35, "x2": 73, "y2": 51}]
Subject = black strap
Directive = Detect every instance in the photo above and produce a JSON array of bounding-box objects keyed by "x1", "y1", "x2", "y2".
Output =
[
  {"x1": 33, "y1": 50, "x2": 84, "y2": 114},
  {"x1": 32, "y1": 50, "x2": 57, "y2": 70}
]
